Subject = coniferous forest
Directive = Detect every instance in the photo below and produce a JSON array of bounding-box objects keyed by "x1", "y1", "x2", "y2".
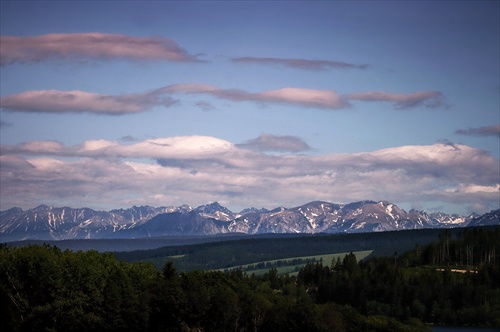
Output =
[{"x1": 1, "y1": 227, "x2": 499, "y2": 331}]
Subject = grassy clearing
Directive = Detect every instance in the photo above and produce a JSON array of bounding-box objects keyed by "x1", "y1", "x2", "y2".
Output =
[
  {"x1": 219, "y1": 250, "x2": 373, "y2": 276},
  {"x1": 167, "y1": 254, "x2": 187, "y2": 259}
]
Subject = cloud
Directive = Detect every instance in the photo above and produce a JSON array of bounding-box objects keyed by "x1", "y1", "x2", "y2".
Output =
[
  {"x1": 259, "y1": 88, "x2": 348, "y2": 109},
  {"x1": 346, "y1": 91, "x2": 446, "y2": 109},
  {"x1": 1, "y1": 136, "x2": 498, "y2": 214},
  {"x1": 1, "y1": 135, "x2": 236, "y2": 160},
  {"x1": 1, "y1": 84, "x2": 447, "y2": 115},
  {"x1": 0, "y1": 120, "x2": 11, "y2": 128},
  {"x1": 455, "y1": 124, "x2": 500, "y2": 137},
  {"x1": 0, "y1": 33, "x2": 199, "y2": 66},
  {"x1": 231, "y1": 56, "x2": 369, "y2": 70},
  {"x1": 195, "y1": 101, "x2": 215, "y2": 111},
  {"x1": 119, "y1": 135, "x2": 139, "y2": 143},
  {"x1": 162, "y1": 84, "x2": 447, "y2": 110},
  {"x1": 0, "y1": 89, "x2": 176, "y2": 115},
  {"x1": 237, "y1": 133, "x2": 312, "y2": 153},
  {"x1": 1, "y1": 140, "x2": 66, "y2": 155},
  {"x1": 162, "y1": 84, "x2": 350, "y2": 109}
]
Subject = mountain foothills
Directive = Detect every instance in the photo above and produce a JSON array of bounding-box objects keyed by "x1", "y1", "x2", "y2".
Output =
[{"x1": 0, "y1": 200, "x2": 498, "y2": 242}]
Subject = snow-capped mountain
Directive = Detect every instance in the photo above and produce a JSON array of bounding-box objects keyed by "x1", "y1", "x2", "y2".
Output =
[
  {"x1": 468, "y1": 209, "x2": 500, "y2": 227},
  {"x1": 0, "y1": 200, "x2": 497, "y2": 242},
  {"x1": 0, "y1": 204, "x2": 191, "y2": 241},
  {"x1": 228, "y1": 200, "x2": 478, "y2": 234},
  {"x1": 194, "y1": 202, "x2": 235, "y2": 222}
]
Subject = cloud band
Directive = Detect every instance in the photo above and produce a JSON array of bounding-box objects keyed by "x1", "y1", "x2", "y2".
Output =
[
  {"x1": 231, "y1": 56, "x2": 368, "y2": 71},
  {"x1": 1, "y1": 136, "x2": 498, "y2": 214},
  {"x1": 455, "y1": 124, "x2": 500, "y2": 137},
  {"x1": 0, "y1": 33, "x2": 198, "y2": 66},
  {"x1": 0, "y1": 89, "x2": 175, "y2": 115},
  {"x1": 1, "y1": 84, "x2": 447, "y2": 115}
]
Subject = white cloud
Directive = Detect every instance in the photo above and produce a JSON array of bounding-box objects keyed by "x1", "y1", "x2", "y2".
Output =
[{"x1": 1, "y1": 136, "x2": 498, "y2": 214}]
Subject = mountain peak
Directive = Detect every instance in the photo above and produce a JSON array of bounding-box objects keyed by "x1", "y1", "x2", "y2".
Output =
[
  {"x1": 32, "y1": 204, "x2": 51, "y2": 211},
  {"x1": 239, "y1": 207, "x2": 269, "y2": 214},
  {"x1": 194, "y1": 202, "x2": 234, "y2": 221},
  {"x1": 196, "y1": 201, "x2": 228, "y2": 212},
  {"x1": 343, "y1": 200, "x2": 377, "y2": 211}
]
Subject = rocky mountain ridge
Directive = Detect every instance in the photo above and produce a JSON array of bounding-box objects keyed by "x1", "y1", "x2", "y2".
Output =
[{"x1": 0, "y1": 200, "x2": 498, "y2": 242}]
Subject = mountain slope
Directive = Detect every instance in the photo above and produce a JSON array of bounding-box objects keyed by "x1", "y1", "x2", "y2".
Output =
[{"x1": 467, "y1": 209, "x2": 500, "y2": 227}]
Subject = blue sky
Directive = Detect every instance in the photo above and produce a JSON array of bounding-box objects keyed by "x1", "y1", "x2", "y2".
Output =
[{"x1": 0, "y1": 1, "x2": 499, "y2": 215}]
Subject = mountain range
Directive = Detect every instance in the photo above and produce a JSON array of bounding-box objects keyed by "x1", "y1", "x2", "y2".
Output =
[{"x1": 1, "y1": 200, "x2": 498, "y2": 242}]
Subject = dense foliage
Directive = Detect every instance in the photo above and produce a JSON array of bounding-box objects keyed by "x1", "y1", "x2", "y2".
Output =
[
  {"x1": 1, "y1": 227, "x2": 499, "y2": 331},
  {"x1": 298, "y1": 227, "x2": 500, "y2": 328}
]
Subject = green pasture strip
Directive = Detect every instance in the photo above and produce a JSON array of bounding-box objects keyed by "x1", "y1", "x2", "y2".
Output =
[
  {"x1": 219, "y1": 250, "x2": 373, "y2": 276},
  {"x1": 167, "y1": 254, "x2": 187, "y2": 259},
  {"x1": 247, "y1": 265, "x2": 301, "y2": 277}
]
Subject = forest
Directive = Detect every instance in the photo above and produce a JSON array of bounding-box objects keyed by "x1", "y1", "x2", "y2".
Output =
[{"x1": 1, "y1": 227, "x2": 499, "y2": 331}]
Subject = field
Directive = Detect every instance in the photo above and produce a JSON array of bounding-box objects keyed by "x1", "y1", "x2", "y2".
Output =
[{"x1": 218, "y1": 250, "x2": 373, "y2": 276}]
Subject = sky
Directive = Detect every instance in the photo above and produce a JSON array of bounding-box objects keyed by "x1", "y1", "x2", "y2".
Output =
[{"x1": 0, "y1": 1, "x2": 499, "y2": 215}]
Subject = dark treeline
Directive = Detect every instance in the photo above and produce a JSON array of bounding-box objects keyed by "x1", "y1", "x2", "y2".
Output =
[
  {"x1": 298, "y1": 227, "x2": 500, "y2": 328},
  {"x1": 1, "y1": 227, "x2": 499, "y2": 331},
  {"x1": 402, "y1": 227, "x2": 499, "y2": 268}
]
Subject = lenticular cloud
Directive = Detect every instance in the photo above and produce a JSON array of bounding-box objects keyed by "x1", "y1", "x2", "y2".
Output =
[
  {"x1": 231, "y1": 56, "x2": 369, "y2": 70},
  {"x1": 162, "y1": 84, "x2": 350, "y2": 109},
  {"x1": 0, "y1": 89, "x2": 175, "y2": 115},
  {"x1": 0, "y1": 84, "x2": 448, "y2": 115},
  {"x1": 162, "y1": 84, "x2": 445, "y2": 110},
  {"x1": 346, "y1": 91, "x2": 446, "y2": 109},
  {"x1": 0, "y1": 33, "x2": 198, "y2": 65},
  {"x1": 455, "y1": 124, "x2": 500, "y2": 137}
]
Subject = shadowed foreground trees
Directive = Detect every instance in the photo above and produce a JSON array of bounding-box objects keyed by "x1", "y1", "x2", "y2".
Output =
[
  {"x1": 0, "y1": 244, "x2": 158, "y2": 331},
  {"x1": 1, "y1": 228, "x2": 499, "y2": 331},
  {"x1": 1, "y1": 244, "x2": 429, "y2": 332},
  {"x1": 297, "y1": 228, "x2": 500, "y2": 328}
]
